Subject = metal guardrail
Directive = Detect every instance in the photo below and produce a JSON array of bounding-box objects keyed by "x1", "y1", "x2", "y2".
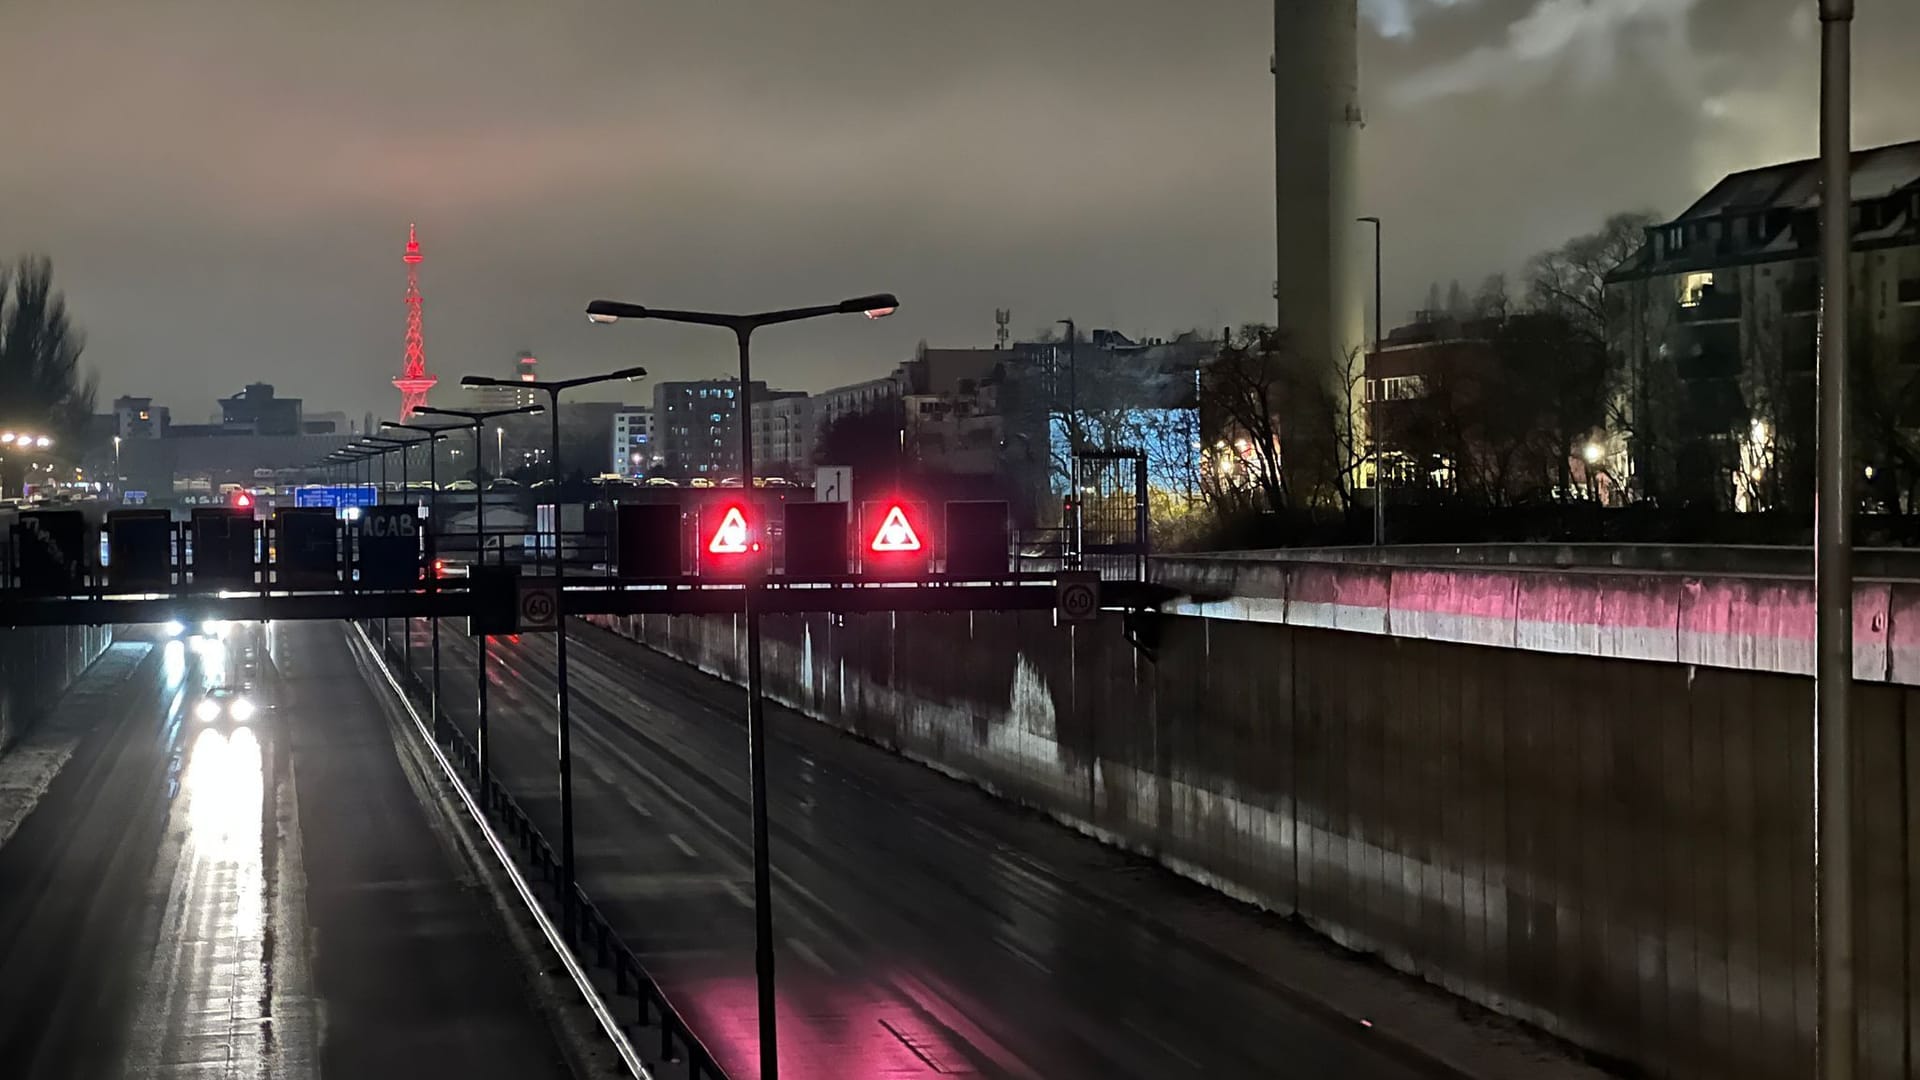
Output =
[{"x1": 356, "y1": 620, "x2": 728, "y2": 1079}]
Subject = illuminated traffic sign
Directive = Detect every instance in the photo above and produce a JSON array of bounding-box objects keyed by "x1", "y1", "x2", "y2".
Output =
[
  {"x1": 868, "y1": 504, "x2": 922, "y2": 553},
  {"x1": 859, "y1": 500, "x2": 929, "y2": 577},
  {"x1": 708, "y1": 505, "x2": 753, "y2": 554},
  {"x1": 699, "y1": 503, "x2": 762, "y2": 578}
]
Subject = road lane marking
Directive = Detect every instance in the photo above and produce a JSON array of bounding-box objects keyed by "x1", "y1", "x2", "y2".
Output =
[
  {"x1": 668, "y1": 833, "x2": 697, "y2": 858},
  {"x1": 786, "y1": 937, "x2": 835, "y2": 975}
]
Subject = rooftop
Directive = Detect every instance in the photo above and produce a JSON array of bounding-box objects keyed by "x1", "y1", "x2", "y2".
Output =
[{"x1": 1678, "y1": 138, "x2": 1920, "y2": 221}]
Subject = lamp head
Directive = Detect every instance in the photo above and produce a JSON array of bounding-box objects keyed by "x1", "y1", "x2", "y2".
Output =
[
  {"x1": 839, "y1": 293, "x2": 899, "y2": 319},
  {"x1": 586, "y1": 299, "x2": 650, "y2": 324}
]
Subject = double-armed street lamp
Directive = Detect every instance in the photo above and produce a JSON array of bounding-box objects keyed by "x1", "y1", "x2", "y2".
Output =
[
  {"x1": 584, "y1": 292, "x2": 897, "y2": 1080},
  {"x1": 380, "y1": 422, "x2": 456, "y2": 720},
  {"x1": 412, "y1": 403, "x2": 547, "y2": 566},
  {"x1": 412, "y1": 403, "x2": 547, "y2": 808},
  {"x1": 356, "y1": 435, "x2": 430, "y2": 653},
  {"x1": 455, "y1": 367, "x2": 645, "y2": 941}
]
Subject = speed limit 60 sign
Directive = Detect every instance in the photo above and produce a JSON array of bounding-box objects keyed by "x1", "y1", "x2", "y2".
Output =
[
  {"x1": 1055, "y1": 571, "x2": 1101, "y2": 622},
  {"x1": 518, "y1": 581, "x2": 561, "y2": 633}
]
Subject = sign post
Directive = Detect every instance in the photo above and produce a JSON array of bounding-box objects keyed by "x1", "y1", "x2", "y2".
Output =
[
  {"x1": 518, "y1": 580, "x2": 560, "y2": 633},
  {"x1": 1055, "y1": 570, "x2": 1101, "y2": 622}
]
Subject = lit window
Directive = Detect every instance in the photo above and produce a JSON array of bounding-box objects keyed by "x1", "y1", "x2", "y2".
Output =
[{"x1": 1679, "y1": 271, "x2": 1715, "y2": 307}]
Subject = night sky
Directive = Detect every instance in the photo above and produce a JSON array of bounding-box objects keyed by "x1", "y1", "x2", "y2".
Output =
[{"x1": 2, "y1": 0, "x2": 1914, "y2": 420}]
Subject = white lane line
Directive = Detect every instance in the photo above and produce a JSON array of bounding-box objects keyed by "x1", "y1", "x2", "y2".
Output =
[
  {"x1": 786, "y1": 937, "x2": 835, "y2": 975},
  {"x1": 722, "y1": 881, "x2": 752, "y2": 909},
  {"x1": 668, "y1": 832, "x2": 697, "y2": 858},
  {"x1": 1123, "y1": 1018, "x2": 1204, "y2": 1071}
]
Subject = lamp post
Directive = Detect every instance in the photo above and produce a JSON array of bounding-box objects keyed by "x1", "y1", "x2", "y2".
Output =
[
  {"x1": 457, "y1": 368, "x2": 645, "y2": 941},
  {"x1": 586, "y1": 292, "x2": 898, "y2": 1080},
  {"x1": 384, "y1": 422, "x2": 454, "y2": 734},
  {"x1": 413, "y1": 403, "x2": 546, "y2": 811},
  {"x1": 357, "y1": 437, "x2": 412, "y2": 658},
  {"x1": 1814, "y1": 3, "x2": 1856, "y2": 1078},
  {"x1": 1055, "y1": 318, "x2": 1079, "y2": 563},
  {"x1": 1358, "y1": 215, "x2": 1385, "y2": 546}
]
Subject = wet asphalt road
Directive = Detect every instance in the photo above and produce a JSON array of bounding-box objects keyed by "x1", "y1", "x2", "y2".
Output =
[
  {"x1": 420, "y1": 616, "x2": 1439, "y2": 1080},
  {"x1": 0, "y1": 622, "x2": 569, "y2": 1080}
]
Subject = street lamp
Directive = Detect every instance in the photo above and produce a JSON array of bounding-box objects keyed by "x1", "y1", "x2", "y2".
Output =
[
  {"x1": 457, "y1": 367, "x2": 645, "y2": 941},
  {"x1": 382, "y1": 422, "x2": 454, "y2": 725},
  {"x1": 1358, "y1": 215, "x2": 1385, "y2": 546},
  {"x1": 1814, "y1": 3, "x2": 1856, "y2": 1079},
  {"x1": 1055, "y1": 318, "x2": 1079, "y2": 562},
  {"x1": 586, "y1": 291, "x2": 897, "y2": 1080},
  {"x1": 413, "y1": 402, "x2": 547, "y2": 807}
]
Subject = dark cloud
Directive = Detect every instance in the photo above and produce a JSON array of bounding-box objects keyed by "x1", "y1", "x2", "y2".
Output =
[{"x1": 0, "y1": 0, "x2": 1913, "y2": 419}]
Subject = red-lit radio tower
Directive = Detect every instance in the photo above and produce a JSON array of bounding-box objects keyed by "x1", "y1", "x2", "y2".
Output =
[{"x1": 392, "y1": 223, "x2": 437, "y2": 418}]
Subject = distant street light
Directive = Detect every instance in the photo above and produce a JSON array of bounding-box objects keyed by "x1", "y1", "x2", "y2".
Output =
[
  {"x1": 585, "y1": 291, "x2": 897, "y2": 1080},
  {"x1": 410, "y1": 402, "x2": 545, "y2": 804},
  {"x1": 457, "y1": 367, "x2": 646, "y2": 942},
  {"x1": 384, "y1": 419, "x2": 458, "y2": 733},
  {"x1": 1583, "y1": 442, "x2": 1604, "y2": 465}
]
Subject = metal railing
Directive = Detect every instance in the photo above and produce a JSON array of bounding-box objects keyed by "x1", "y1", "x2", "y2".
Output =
[{"x1": 361, "y1": 619, "x2": 729, "y2": 1079}]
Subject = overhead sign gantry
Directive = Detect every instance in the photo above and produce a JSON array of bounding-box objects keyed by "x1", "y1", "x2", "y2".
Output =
[{"x1": 1, "y1": 498, "x2": 1159, "y2": 629}]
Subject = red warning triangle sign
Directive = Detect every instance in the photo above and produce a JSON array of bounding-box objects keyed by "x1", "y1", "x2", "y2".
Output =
[
  {"x1": 707, "y1": 506, "x2": 752, "y2": 554},
  {"x1": 869, "y1": 504, "x2": 923, "y2": 553}
]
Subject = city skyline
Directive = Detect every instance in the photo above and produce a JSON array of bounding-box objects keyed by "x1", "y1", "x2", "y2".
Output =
[{"x1": 2, "y1": 0, "x2": 1916, "y2": 420}]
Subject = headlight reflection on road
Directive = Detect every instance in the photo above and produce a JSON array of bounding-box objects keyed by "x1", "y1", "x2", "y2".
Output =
[
  {"x1": 190, "y1": 636, "x2": 228, "y2": 687},
  {"x1": 180, "y1": 723, "x2": 265, "y2": 908},
  {"x1": 163, "y1": 640, "x2": 187, "y2": 687}
]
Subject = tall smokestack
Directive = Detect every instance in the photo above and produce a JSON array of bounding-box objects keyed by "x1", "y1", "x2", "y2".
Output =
[{"x1": 1274, "y1": 0, "x2": 1363, "y2": 378}]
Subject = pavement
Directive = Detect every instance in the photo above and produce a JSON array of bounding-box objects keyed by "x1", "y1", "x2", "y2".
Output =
[
  {"x1": 417, "y1": 615, "x2": 1619, "y2": 1080},
  {"x1": 0, "y1": 620, "x2": 571, "y2": 1080}
]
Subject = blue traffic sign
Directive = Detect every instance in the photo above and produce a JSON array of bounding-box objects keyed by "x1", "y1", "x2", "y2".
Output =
[{"x1": 296, "y1": 484, "x2": 378, "y2": 509}]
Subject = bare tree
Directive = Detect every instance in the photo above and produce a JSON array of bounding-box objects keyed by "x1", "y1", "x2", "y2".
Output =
[{"x1": 0, "y1": 255, "x2": 94, "y2": 495}]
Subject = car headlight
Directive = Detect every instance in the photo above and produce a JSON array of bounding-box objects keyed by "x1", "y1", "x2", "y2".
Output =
[
  {"x1": 194, "y1": 698, "x2": 222, "y2": 723},
  {"x1": 228, "y1": 697, "x2": 256, "y2": 723},
  {"x1": 163, "y1": 619, "x2": 186, "y2": 639}
]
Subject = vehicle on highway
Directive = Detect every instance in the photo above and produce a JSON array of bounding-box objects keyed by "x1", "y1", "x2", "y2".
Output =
[
  {"x1": 688, "y1": 477, "x2": 715, "y2": 488},
  {"x1": 644, "y1": 476, "x2": 679, "y2": 487},
  {"x1": 192, "y1": 686, "x2": 258, "y2": 726}
]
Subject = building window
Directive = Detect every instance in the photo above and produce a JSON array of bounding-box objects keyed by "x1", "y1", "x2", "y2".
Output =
[
  {"x1": 1679, "y1": 271, "x2": 1715, "y2": 307},
  {"x1": 1368, "y1": 375, "x2": 1427, "y2": 402}
]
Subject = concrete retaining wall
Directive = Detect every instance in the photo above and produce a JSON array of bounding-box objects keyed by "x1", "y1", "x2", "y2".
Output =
[
  {"x1": 0, "y1": 624, "x2": 114, "y2": 754},
  {"x1": 588, "y1": 607, "x2": 1918, "y2": 1080},
  {"x1": 1154, "y1": 555, "x2": 1920, "y2": 684}
]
